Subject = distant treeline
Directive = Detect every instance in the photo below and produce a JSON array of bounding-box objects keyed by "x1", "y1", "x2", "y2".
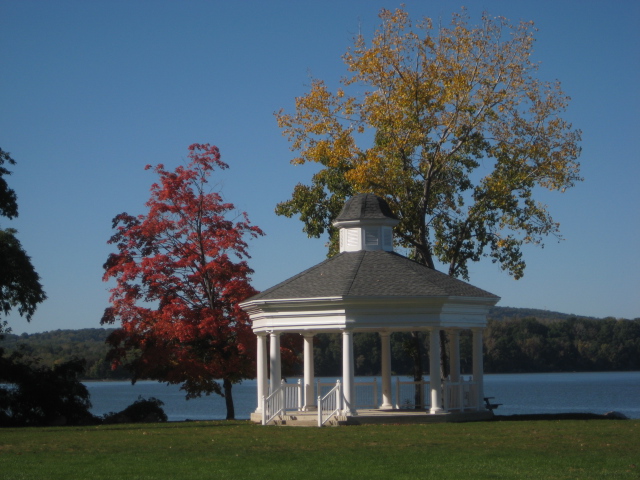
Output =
[
  {"x1": 299, "y1": 316, "x2": 640, "y2": 377},
  {"x1": 0, "y1": 328, "x2": 130, "y2": 380},
  {"x1": 1, "y1": 307, "x2": 638, "y2": 380}
]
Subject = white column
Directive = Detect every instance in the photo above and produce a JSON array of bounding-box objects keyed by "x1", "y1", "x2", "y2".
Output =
[
  {"x1": 302, "y1": 333, "x2": 315, "y2": 410},
  {"x1": 342, "y1": 330, "x2": 356, "y2": 416},
  {"x1": 472, "y1": 327, "x2": 485, "y2": 410},
  {"x1": 255, "y1": 333, "x2": 268, "y2": 413},
  {"x1": 379, "y1": 332, "x2": 393, "y2": 409},
  {"x1": 429, "y1": 328, "x2": 444, "y2": 414},
  {"x1": 269, "y1": 332, "x2": 281, "y2": 394}
]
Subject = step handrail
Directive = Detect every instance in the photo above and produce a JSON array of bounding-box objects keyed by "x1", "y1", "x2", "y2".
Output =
[
  {"x1": 262, "y1": 383, "x2": 285, "y2": 425},
  {"x1": 317, "y1": 380, "x2": 341, "y2": 427}
]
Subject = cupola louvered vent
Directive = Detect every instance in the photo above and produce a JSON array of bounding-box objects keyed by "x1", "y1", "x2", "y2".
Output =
[{"x1": 333, "y1": 194, "x2": 399, "y2": 253}]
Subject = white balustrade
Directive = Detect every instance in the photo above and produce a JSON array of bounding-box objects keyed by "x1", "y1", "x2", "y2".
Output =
[
  {"x1": 318, "y1": 380, "x2": 342, "y2": 427},
  {"x1": 354, "y1": 378, "x2": 378, "y2": 408},
  {"x1": 262, "y1": 385, "x2": 284, "y2": 425},
  {"x1": 283, "y1": 379, "x2": 303, "y2": 411},
  {"x1": 263, "y1": 375, "x2": 485, "y2": 426},
  {"x1": 317, "y1": 378, "x2": 378, "y2": 409},
  {"x1": 263, "y1": 376, "x2": 483, "y2": 425},
  {"x1": 262, "y1": 379, "x2": 303, "y2": 425},
  {"x1": 444, "y1": 376, "x2": 477, "y2": 411},
  {"x1": 395, "y1": 377, "x2": 430, "y2": 409}
]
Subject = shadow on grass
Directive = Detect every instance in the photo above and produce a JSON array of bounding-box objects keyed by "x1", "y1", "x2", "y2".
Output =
[
  {"x1": 20, "y1": 420, "x2": 252, "y2": 432},
  {"x1": 76, "y1": 419, "x2": 254, "y2": 432},
  {"x1": 491, "y1": 412, "x2": 626, "y2": 421}
]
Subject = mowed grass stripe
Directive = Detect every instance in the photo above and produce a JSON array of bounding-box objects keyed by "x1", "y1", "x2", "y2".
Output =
[{"x1": 0, "y1": 420, "x2": 638, "y2": 479}]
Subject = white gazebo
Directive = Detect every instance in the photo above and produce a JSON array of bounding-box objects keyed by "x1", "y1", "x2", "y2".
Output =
[{"x1": 240, "y1": 194, "x2": 500, "y2": 426}]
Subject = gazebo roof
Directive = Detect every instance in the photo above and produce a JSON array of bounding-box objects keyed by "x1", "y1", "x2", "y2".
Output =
[
  {"x1": 246, "y1": 250, "x2": 498, "y2": 302},
  {"x1": 334, "y1": 193, "x2": 398, "y2": 222},
  {"x1": 241, "y1": 193, "x2": 499, "y2": 333}
]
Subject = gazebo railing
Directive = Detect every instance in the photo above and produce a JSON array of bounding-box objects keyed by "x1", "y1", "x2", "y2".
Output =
[
  {"x1": 354, "y1": 378, "x2": 378, "y2": 408},
  {"x1": 395, "y1": 378, "x2": 430, "y2": 409},
  {"x1": 444, "y1": 376, "x2": 477, "y2": 411},
  {"x1": 264, "y1": 376, "x2": 480, "y2": 423},
  {"x1": 262, "y1": 379, "x2": 303, "y2": 425},
  {"x1": 394, "y1": 377, "x2": 479, "y2": 411},
  {"x1": 316, "y1": 380, "x2": 336, "y2": 399},
  {"x1": 262, "y1": 386, "x2": 284, "y2": 425},
  {"x1": 283, "y1": 379, "x2": 303, "y2": 412},
  {"x1": 317, "y1": 378, "x2": 378, "y2": 408},
  {"x1": 318, "y1": 380, "x2": 341, "y2": 427}
]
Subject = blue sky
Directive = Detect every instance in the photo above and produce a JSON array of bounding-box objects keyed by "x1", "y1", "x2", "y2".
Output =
[{"x1": 1, "y1": 0, "x2": 638, "y2": 335}]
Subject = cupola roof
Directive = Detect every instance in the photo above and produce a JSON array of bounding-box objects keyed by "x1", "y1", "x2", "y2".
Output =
[{"x1": 334, "y1": 193, "x2": 398, "y2": 224}]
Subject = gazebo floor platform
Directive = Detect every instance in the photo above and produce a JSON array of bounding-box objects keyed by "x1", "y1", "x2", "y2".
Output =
[{"x1": 251, "y1": 409, "x2": 494, "y2": 427}]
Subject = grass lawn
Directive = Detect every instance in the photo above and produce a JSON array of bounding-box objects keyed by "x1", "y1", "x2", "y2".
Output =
[{"x1": 0, "y1": 419, "x2": 638, "y2": 480}]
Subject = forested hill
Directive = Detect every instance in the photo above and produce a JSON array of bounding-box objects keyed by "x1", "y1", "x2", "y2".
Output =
[
  {"x1": 1, "y1": 307, "x2": 638, "y2": 379},
  {"x1": 0, "y1": 328, "x2": 129, "y2": 380},
  {"x1": 488, "y1": 307, "x2": 601, "y2": 322}
]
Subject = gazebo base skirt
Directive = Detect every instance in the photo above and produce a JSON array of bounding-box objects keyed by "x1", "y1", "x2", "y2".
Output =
[{"x1": 250, "y1": 409, "x2": 493, "y2": 426}]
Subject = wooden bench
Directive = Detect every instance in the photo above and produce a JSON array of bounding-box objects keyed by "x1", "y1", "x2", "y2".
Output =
[{"x1": 484, "y1": 397, "x2": 502, "y2": 411}]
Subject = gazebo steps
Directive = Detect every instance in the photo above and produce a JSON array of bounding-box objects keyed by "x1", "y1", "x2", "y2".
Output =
[
  {"x1": 249, "y1": 411, "x2": 347, "y2": 426},
  {"x1": 252, "y1": 409, "x2": 493, "y2": 426},
  {"x1": 274, "y1": 413, "x2": 347, "y2": 427}
]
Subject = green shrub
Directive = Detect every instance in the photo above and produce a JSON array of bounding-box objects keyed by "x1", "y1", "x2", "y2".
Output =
[{"x1": 102, "y1": 396, "x2": 167, "y2": 424}]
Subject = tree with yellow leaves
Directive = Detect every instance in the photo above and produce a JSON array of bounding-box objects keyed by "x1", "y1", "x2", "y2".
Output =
[{"x1": 276, "y1": 7, "x2": 582, "y2": 281}]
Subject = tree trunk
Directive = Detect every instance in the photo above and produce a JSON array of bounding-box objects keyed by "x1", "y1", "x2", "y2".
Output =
[
  {"x1": 411, "y1": 217, "x2": 449, "y2": 402},
  {"x1": 223, "y1": 378, "x2": 235, "y2": 420}
]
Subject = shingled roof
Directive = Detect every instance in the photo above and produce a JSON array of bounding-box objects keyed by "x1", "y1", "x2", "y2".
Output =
[
  {"x1": 334, "y1": 193, "x2": 398, "y2": 222},
  {"x1": 248, "y1": 250, "x2": 498, "y2": 301}
]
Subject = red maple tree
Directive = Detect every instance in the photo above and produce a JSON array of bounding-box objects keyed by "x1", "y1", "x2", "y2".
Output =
[{"x1": 101, "y1": 143, "x2": 263, "y2": 420}]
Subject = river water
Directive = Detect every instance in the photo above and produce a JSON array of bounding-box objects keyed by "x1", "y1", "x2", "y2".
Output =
[{"x1": 86, "y1": 371, "x2": 640, "y2": 421}]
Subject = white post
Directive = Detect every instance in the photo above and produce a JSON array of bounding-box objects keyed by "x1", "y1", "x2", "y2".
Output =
[
  {"x1": 472, "y1": 328, "x2": 485, "y2": 410},
  {"x1": 379, "y1": 332, "x2": 393, "y2": 409},
  {"x1": 269, "y1": 332, "x2": 281, "y2": 394},
  {"x1": 342, "y1": 330, "x2": 356, "y2": 416},
  {"x1": 429, "y1": 328, "x2": 444, "y2": 414},
  {"x1": 303, "y1": 333, "x2": 315, "y2": 411},
  {"x1": 255, "y1": 333, "x2": 268, "y2": 413},
  {"x1": 448, "y1": 329, "x2": 460, "y2": 411},
  {"x1": 279, "y1": 379, "x2": 285, "y2": 415}
]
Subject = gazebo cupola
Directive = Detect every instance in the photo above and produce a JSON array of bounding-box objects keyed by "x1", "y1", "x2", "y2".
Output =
[{"x1": 334, "y1": 193, "x2": 399, "y2": 253}]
